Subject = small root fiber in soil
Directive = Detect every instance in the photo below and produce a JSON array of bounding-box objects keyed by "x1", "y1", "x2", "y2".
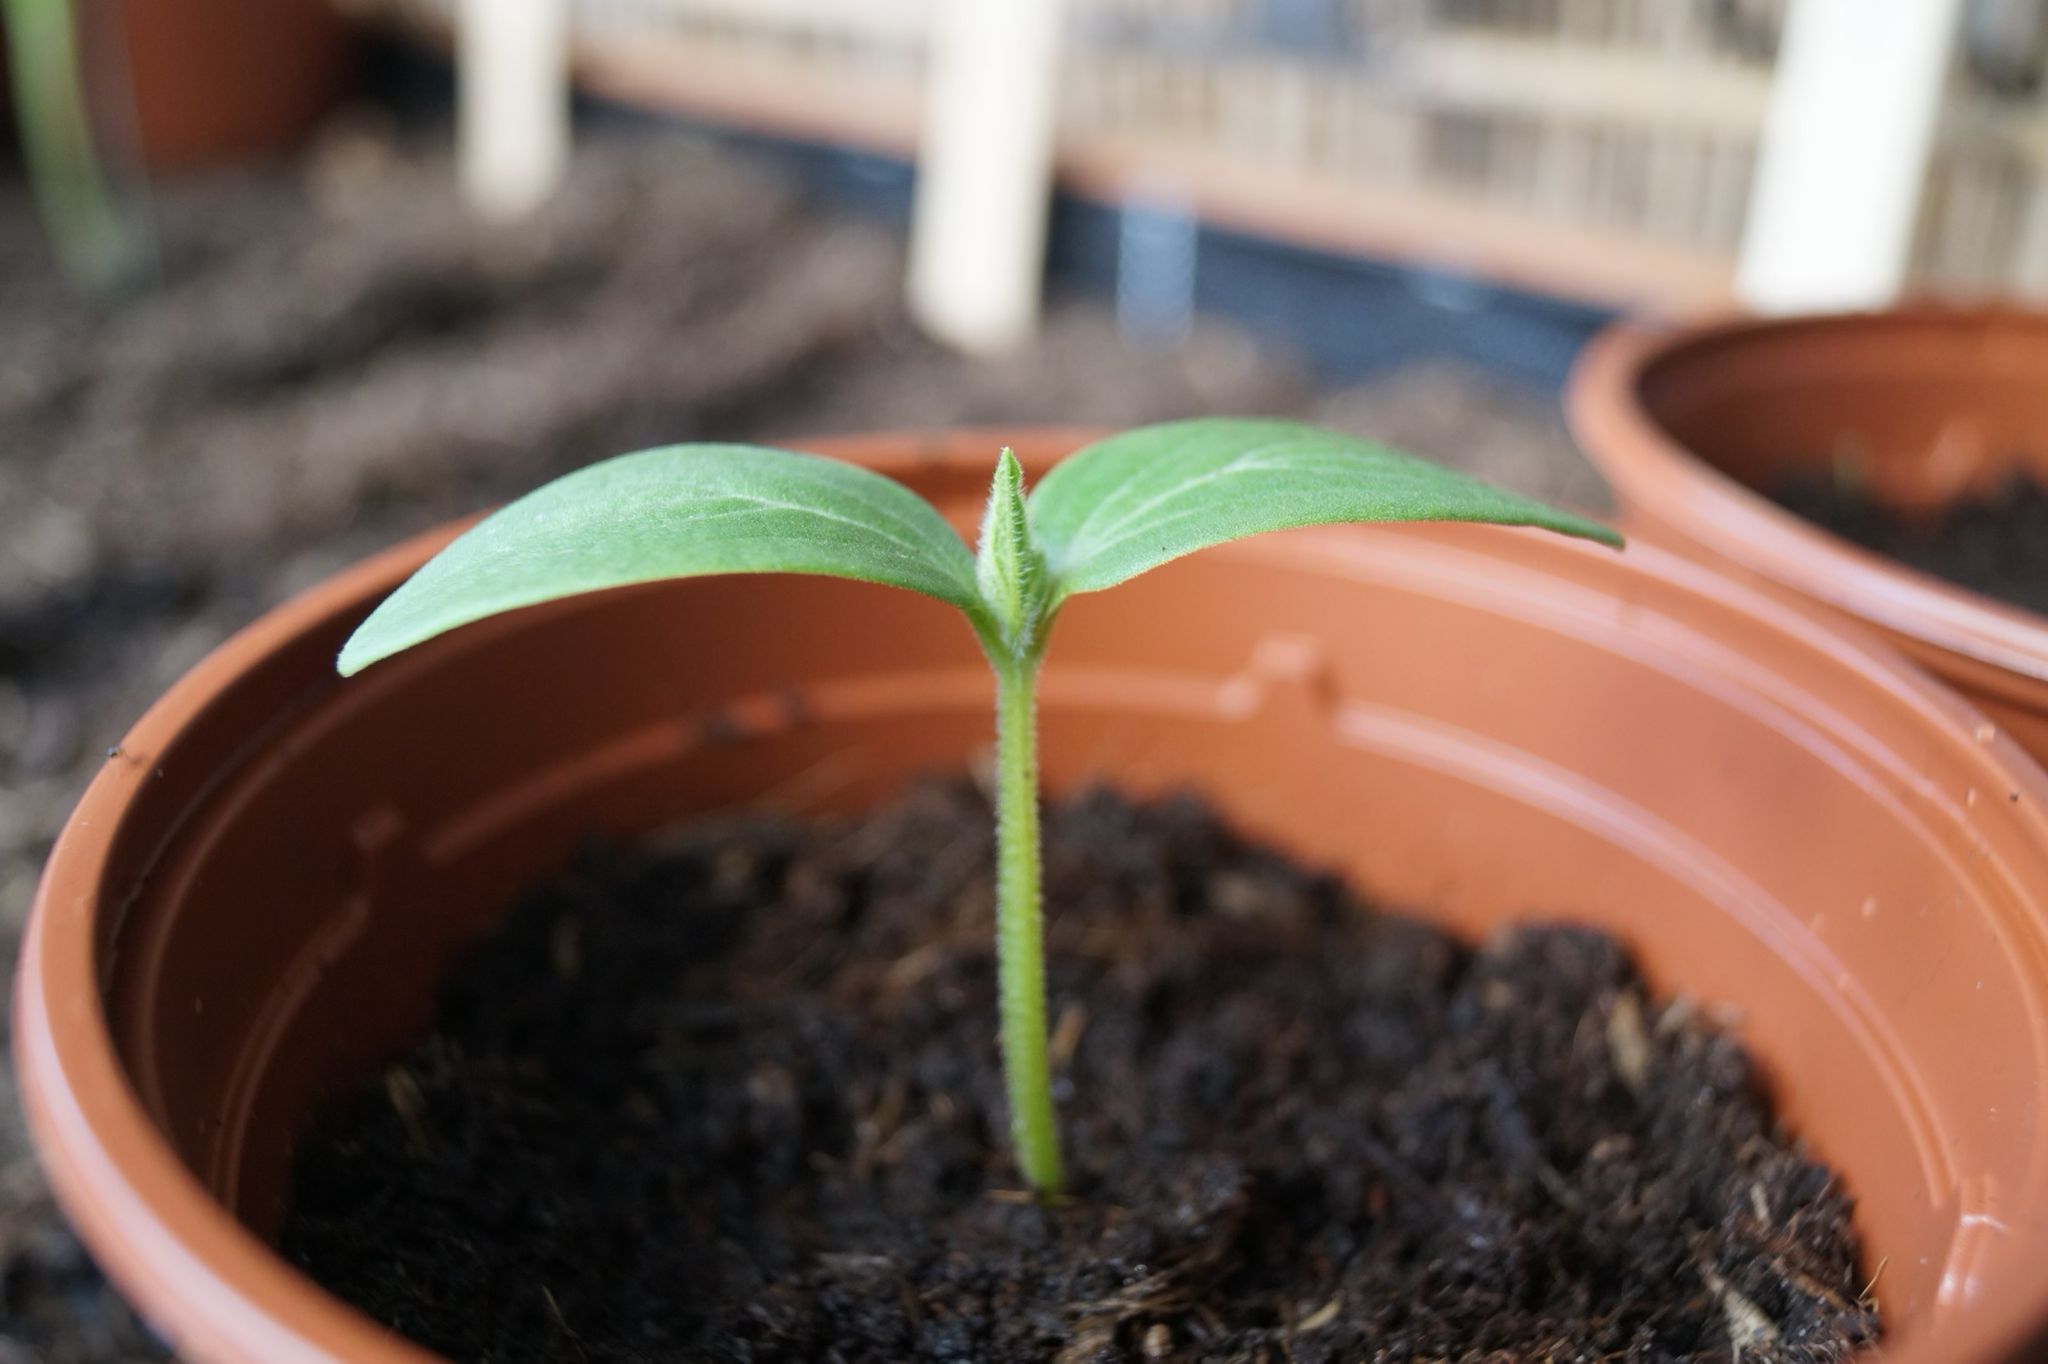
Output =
[
  {"x1": 1773, "y1": 467, "x2": 2048, "y2": 615},
  {"x1": 283, "y1": 782, "x2": 1878, "y2": 1363}
]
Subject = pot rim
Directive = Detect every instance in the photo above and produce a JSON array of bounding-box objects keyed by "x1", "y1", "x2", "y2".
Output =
[
  {"x1": 1566, "y1": 305, "x2": 2048, "y2": 687},
  {"x1": 16, "y1": 427, "x2": 2048, "y2": 1364},
  {"x1": 14, "y1": 515, "x2": 456, "y2": 1364}
]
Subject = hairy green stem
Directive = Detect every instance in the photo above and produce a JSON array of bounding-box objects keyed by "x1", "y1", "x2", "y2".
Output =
[{"x1": 992, "y1": 652, "x2": 1062, "y2": 1195}]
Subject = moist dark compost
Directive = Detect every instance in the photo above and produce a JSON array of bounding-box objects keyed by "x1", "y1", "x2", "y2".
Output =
[
  {"x1": 1772, "y1": 468, "x2": 2048, "y2": 615},
  {"x1": 283, "y1": 781, "x2": 1878, "y2": 1363}
]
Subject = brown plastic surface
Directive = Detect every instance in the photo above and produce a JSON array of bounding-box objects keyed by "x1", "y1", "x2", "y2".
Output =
[
  {"x1": 1568, "y1": 305, "x2": 2048, "y2": 761},
  {"x1": 17, "y1": 430, "x2": 2048, "y2": 1363},
  {"x1": 93, "y1": 0, "x2": 356, "y2": 172}
]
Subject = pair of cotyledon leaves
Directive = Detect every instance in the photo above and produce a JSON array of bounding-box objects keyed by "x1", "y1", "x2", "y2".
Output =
[{"x1": 337, "y1": 418, "x2": 1621, "y2": 676}]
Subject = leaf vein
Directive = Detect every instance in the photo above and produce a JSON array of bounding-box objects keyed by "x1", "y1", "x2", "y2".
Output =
[{"x1": 1053, "y1": 438, "x2": 1299, "y2": 563}]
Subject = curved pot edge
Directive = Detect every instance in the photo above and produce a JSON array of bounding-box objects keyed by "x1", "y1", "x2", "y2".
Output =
[
  {"x1": 1565, "y1": 310, "x2": 2048, "y2": 689},
  {"x1": 12, "y1": 519, "x2": 473, "y2": 1364}
]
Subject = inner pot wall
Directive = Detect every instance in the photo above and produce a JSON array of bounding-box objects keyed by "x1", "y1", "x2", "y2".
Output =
[{"x1": 18, "y1": 431, "x2": 2048, "y2": 1364}]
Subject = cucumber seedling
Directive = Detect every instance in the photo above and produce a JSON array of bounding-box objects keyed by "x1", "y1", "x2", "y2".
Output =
[{"x1": 339, "y1": 418, "x2": 1621, "y2": 1195}]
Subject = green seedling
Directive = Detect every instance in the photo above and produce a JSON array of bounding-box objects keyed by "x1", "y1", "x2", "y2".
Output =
[
  {"x1": 339, "y1": 417, "x2": 1620, "y2": 1195},
  {"x1": 4, "y1": 0, "x2": 150, "y2": 291}
]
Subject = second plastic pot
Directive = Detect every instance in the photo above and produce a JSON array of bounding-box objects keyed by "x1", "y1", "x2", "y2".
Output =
[
  {"x1": 17, "y1": 430, "x2": 2048, "y2": 1363},
  {"x1": 92, "y1": 0, "x2": 356, "y2": 171},
  {"x1": 1568, "y1": 305, "x2": 2048, "y2": 761}
]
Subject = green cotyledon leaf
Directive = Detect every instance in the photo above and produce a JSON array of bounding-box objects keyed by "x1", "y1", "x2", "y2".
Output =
[
  {"x1": 1026, "y1": 417, "x2": 1622, "y2": 608},
  {"x1": 337, "y1": 443, "x2": 983, "y2": 675}
]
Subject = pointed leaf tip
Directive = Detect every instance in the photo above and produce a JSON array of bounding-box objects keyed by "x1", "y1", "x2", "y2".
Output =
[{"x1": 976, "y1": 446, "x2": 1048, "y2": 654}]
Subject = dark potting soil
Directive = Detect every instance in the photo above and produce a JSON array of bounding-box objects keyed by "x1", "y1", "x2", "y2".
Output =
[
  {"x1": 1772, "y1": 468, "x2": 2048, "y2": 615},
  {"x1": 284, "y1": 782, "x2": 1877, "y2": 1364}
]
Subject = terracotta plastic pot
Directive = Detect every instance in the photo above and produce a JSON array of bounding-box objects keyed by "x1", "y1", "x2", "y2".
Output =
[
  {"x1": 1568, "y1": 306, "x2": 2048, "y2": 763},
  {"x1": 92, "y1": 0, "x2": 356, "y2": 171},
  {"x1": 17, "y1": 430, "x2": 2048, "y2": 1363}
]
